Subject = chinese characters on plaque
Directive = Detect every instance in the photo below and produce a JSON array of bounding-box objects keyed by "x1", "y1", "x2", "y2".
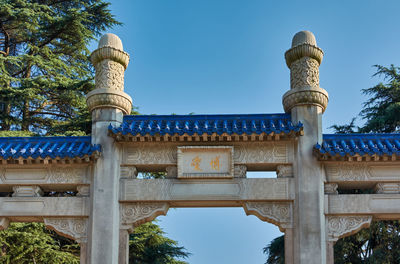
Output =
[{"x1": 177, "y1": 146, "x2": 234, "y2": 178}]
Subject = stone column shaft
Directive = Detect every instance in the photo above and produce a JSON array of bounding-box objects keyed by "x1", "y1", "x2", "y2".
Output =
[
  {"x1": 119, "y1": 228, "x2": 130, "y2": 264},
  {"x1": 284, "y1": 228, "x2": 294, "y2": 264},
  {"x1": 283, "y1": 31, "x2": 328, "y2": 264},
  {"x1": 87, "y1": 33, "x2": 132, "y2": 264},
  {"x1": 326, "y1": 241, "x2": 335, "y2": 264},
  {"x1": 80, "y1": 242, "x2": 87, "y2": 264}
]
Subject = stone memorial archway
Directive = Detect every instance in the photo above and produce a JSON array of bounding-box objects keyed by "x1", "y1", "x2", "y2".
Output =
[{"x1": 1, "y1": 30, "x2": 400, "y2": 264}]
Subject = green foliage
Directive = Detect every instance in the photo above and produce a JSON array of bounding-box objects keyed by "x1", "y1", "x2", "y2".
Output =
[
  {"x1": 0, "y1": 223, "x2": 79, "y2": 264},
  {"x1": 334, "y1": 221, "x2": 400, "y2": 264},
  {"x1": 0, "y1": 130, "x2": 36, "y2": 137},
  {"x1": 329, "y1": 117, "x2": 358, "y2": 134},
  {"x1": 0, "y1": 0, "x2": 120, "y2": 135},
  {"x1": 129, "y1": 222, "x2": 190, "y2": 264},
  {"x1": 263, "y1": 235, "x2": 284, "y2": 264},
  {"x1": 360, "y1": 65, "x2": 400, "y2": 133}
]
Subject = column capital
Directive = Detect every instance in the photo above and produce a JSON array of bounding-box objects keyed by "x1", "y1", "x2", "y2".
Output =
[
  {"x1": 87, "y1": 33, "x2": 132, "y2": 115},
  {"x1": 282, "y1": 31, "x2": 328, "y2": 113}
]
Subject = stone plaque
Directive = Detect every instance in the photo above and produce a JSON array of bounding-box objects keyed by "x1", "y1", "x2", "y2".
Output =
[{"x1": 177, "y1": 146, "x2": 234, "y2": 179}]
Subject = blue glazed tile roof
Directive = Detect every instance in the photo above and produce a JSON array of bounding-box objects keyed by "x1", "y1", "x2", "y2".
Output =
[
  {"x1": 0, "y1": 136, "x2": 101, "y2": 160},
  {"x1": 109, "y1": 114, "x2": 303, "y2": 137},
  {"x1": 315, "y1": 134, "x2": 400, "y2": 157}
]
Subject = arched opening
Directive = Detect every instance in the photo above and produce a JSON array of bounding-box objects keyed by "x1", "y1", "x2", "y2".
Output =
[{"x1": 156, "y1": 207, "x2": 283, "y2": 263}]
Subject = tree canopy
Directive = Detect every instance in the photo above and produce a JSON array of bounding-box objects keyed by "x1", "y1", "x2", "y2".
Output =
[{"x1": 0, "y1": 0, "x2": 120, "y2": 135}]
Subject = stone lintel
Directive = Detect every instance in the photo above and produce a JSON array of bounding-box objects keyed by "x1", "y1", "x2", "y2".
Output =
[
  {"x1": 120, "y1": 178, "x2": 294, "y2": 203},
  {"x1": 325, "y1": 163, "x2": 400, "y2": 183},
  {"x1": 0, "y1": 166, "x2": 90, "y2": 187},
  {"x1": 325, "y1": 194, "x2": 400, "y2": 218},
  {"x1": 0, "y1": 197, "x2": 88, "y2": 218}
]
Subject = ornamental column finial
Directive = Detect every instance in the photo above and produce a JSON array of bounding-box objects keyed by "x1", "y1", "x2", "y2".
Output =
[
  {"x1": 86, "y1": 33, "x2": 132, "y2": 115},
  {"x1": 282, "y1": 31, "x2": 329, "y2": 113}
]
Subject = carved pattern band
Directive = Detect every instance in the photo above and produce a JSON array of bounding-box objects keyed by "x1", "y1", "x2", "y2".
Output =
[
  {"x1": 86, "y1": 89, "x2": 132, "y2": 115},
  {"x1": 282, "y1": 86, "x2": 329, "y2": 113},
  {"x1": 325, "y1": 164, "x2": 371, "y2": 181},
  {"x1": 95, "y1": 60, "x2": 125, "y2": 91},
  {"x1": 44, "y1": 218, "x2": 88, "y2": 243},
  {"x1": 290, "y1": 57, "x2": 319, "y2": 89},
  {"x1": 326, "y1": 215, "x2": 372, "y2": 242},
  {"x1": 285, "y1": 43, "x2": 323, "y2": 68},
  {"x1": 90, "y1": 46, "x2": 129, "y2": 69}
]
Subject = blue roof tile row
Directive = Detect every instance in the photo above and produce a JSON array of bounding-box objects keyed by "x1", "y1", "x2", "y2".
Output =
[
  {"x1": 315, "y1": 134, "x2": 400, "y2": 157},
  {"x1": 109, "y1": 114, "x2": 303, "y2": 137},
  {"x1": 0, "y1": 136, "x2": 101, "y2": 160}
]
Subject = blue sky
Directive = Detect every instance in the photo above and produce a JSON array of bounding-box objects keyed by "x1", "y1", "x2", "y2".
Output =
[{"x1": 99, "y1": 1, "x2": 400, "y2": 263}]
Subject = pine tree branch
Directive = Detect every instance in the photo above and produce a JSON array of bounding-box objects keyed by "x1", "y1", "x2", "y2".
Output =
[{"x1": 0, "y1": 22, "x2": 10, "y2": 56}]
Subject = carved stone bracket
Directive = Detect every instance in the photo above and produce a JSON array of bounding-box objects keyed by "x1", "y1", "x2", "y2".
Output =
[
  {"x1": 243, "y1": 202, "x2": 292, "y2": 232},
  {"x1": 234, "y1": 165, "x2": 247, "y2": 178},
  {"x1": 276, "y1": 165, "x2": 293, "y2": 178},
  {"x1": 77, "y1": 185, "x2": 90, "y2": 197},
  {"x1": 375, "y1": 183, "x2": 400, "y2": 194},
  {"x1": 120, "y1": 166, "x2": 138, "y2": 179},
  {"x1": 326, "y1": 215, "x2": 372, "y2": 242},
  {"x1": 44, "y1": 218, "x2": 88, "y2": 243},
  {"x1": 12, "y1": 186, "x2": 43, "y2": 197},
  {"x1": 0, "y1": 217, "x2": 9, "y2": 230},
  {"x1": 120, "y1": 202, "x2": 169, "y2": 231},
  {"x1": 324, "y1": 183, "x2": 338, "y2": 195}
]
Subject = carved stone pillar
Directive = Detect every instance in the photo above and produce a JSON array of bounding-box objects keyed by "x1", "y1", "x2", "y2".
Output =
[
  {"x1": 119, "y1": 203, "x2": 169, "y2": 264},
  {"x1": 284, "y1": 228, "x2": 294, "y2": 264},
  {"x1": 243, "y1": 202, "x2": 293, "y2": 263},
  {"x1": 44, "y1": 218, "x2": 88, "y2": 264},
  {"x1": 86, "y1": 33, "x2": 132, "y2": 264},
  {"x1": 283, "y1": 31, "x2": 328, "y2": 264},
  {"x1": 0, "y1": 217, "x2": 9, "y2": 230},
  {"x1": 325, "y1": 215, "x2": 372, "y2": 264},
  {"x1": 326, "y1": 241, "x2": 334, "y2": 264},
  {"x1": 118, "y1": 228, "x2": 130, "y2": 264}
]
